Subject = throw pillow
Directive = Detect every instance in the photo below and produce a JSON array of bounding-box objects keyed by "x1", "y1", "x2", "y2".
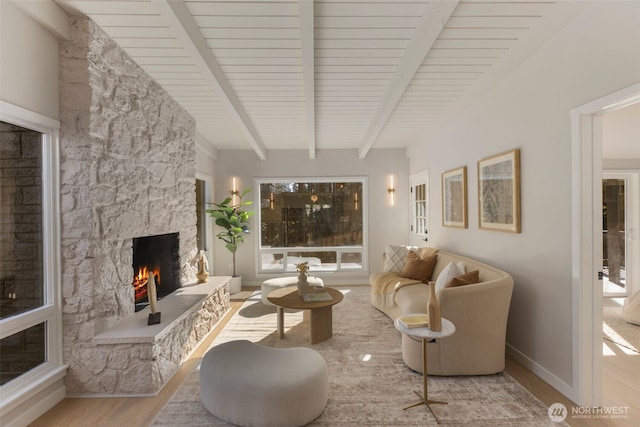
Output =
[
  {"x1": 417, "y1": 247, "x2": 438, "y2": 259},
  {"x1": 445, "y1": 270, "x2": 480, "y2": 288},
  {"x1": 434, "y1": 261, "x2": 464, "y2": 292},
  {"x1": 399, "y1": 251, "x2": 438, "y2": 282},
  {"x1": 383, "y1": 245, "x2": 418, "y2": 272}
]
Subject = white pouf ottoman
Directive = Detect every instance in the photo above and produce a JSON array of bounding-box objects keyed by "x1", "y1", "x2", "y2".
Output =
[
  {"x1": 621, "y1": 291, "x2": 640, "y2": 325},
  {"x1": 261, "y1": 276, "x2": 324, "y2": 306},
  {"x1": 200, "y1": 340, "x2": 328, "y2": 427}
]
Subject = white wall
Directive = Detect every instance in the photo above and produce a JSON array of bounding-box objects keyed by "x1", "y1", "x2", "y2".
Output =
[
  {"x1": 407, "y1": 1, "x2": 640, "y2": 392},
  {"x1": 0, "y1": 1, "x2": 60, "y2": 120},
  {"x1": 214, "y1": 149, "x2": 409, "y2": 285},
  {"x1": 602, "y1": 102, "x2": 640, "y2": 169}
]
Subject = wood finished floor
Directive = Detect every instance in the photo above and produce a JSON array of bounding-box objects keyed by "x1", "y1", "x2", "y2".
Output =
[{"x1": 30, "y1": 288, "x2": 639, "y2": 427}]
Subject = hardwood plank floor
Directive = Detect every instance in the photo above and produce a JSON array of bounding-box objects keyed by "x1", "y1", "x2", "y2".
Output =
[{"x1": 30, "y1": 288, "x2": 639, "y2": 427}]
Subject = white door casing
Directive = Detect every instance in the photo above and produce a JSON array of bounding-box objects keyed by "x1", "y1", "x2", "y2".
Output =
[{"x1": 571, "y1": 82, "x2": 640, "y2": 407}]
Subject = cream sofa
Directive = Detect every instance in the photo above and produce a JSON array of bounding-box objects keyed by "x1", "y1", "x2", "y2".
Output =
[{"x1": 370, "y1": 248, "x2": 514, "y2": 376}]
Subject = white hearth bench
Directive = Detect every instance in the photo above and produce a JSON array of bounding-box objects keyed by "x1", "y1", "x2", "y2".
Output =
[{"x1": 91, "y1": 276, "x2": 231, "y2": 396}]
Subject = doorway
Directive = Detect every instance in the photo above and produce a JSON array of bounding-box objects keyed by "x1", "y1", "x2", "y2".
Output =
[{"x1": 571, "y1": 83, "x2": 640, "y2": 407}]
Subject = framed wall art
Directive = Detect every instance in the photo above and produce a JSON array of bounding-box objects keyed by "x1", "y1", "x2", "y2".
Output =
[
  {"x1": 442, "y1": 166, "x2": 467, "y2": 228},
  {"x1": 477, "y1": 149, "x2": 521, "y2": 233}
]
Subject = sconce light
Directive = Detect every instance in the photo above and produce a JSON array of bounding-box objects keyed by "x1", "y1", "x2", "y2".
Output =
[
  {"x1": 231, "y1": 176, "x2": 239, "y2": 205},
  {"x1": 388, "y1": 175, "x2": 395, "y2": 206},
  {"x1": 270, "y1": 192, "x2": 274, "y2": 210},
  {"x1": 354, "y1": 193, "x2": 359, "y2": 211}
]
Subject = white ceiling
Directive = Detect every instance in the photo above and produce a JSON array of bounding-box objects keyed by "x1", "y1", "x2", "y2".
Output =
[{"x1": 54, "y1": 0, "x2": 583, "y2": 159}]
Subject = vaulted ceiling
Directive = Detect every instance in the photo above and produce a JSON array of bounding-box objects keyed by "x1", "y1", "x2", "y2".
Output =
[{"x1": 54, "y1": 0, "x2": 580, "y2": 159}]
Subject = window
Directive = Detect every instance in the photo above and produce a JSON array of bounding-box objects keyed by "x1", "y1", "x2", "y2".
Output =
[
  {"x1": 0, "y1": 102, "x2": 64, "y2": 411},
  {"x1": 415, "y1": 183, "x2": 428, "y2": 235},
  {"x1": 195, "y1": 178, "x2": 208, "y2": 251},
  {"x1": 257, "y1": 178, "x2": 366, "y2": 273},
  {"x1": 410, "y1": 170, "x2": 429, "y2": 245},
  {"x1": 195, "y1": 174, "x2": 213, "y2": 270},
  {"x1": 0, "y1": 123, "x2": 44, "y2": 321}
]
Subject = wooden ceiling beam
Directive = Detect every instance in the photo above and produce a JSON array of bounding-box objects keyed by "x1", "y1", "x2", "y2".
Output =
[
  {"x1": 357, "y1": 1, "x2": 459, "y2": 159},
  {"x1": 153, "y1": 0, "x2": 268, "y2": 160}
]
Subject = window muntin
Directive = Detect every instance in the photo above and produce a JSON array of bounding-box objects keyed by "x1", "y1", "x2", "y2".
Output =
[{"x1": 257, "y1": 178, "x2": 366, "y2": 273}]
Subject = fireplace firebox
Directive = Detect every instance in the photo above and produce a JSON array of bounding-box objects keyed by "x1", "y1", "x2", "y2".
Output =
[{"x1": 132, "y1": 233, "x2": 180, "y2": 312}]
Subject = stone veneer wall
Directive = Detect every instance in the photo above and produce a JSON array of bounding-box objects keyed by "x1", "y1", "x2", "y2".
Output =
[{"x1": 59, "y1": 16, "x2": 202, "y2": 394}]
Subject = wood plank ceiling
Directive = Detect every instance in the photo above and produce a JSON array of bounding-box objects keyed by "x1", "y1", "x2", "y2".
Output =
[{"x1": 55, "y1": 0, "x2": 562, "y2": 159}]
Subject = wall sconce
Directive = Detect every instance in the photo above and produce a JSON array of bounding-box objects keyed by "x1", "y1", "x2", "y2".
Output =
[
  {"x1": 231, "y1": 176, "x2": 239, "y2": 205},
  {"x1": 354, "y1": 193, "x2": 359, "y2": 211},
  {"x1": 388, "y1": 175, "x2": 395, "y2": 206},
  {"x1": 270, "y1": 192, "x2": 274, "y2": 210}
]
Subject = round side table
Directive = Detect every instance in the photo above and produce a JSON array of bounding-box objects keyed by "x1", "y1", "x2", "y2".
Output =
[{"x1": 394, "y1": 315, "x2": 455, "y2": 418}]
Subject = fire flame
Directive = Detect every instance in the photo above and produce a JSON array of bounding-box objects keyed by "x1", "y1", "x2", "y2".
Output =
[{"x1": 132, "y1": 265, "x2": 161, "y2": 301}]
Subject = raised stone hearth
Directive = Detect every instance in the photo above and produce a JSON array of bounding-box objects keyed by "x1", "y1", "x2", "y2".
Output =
[{"x1": 92, "y1": 277, "x2": 230, "y2": 396}]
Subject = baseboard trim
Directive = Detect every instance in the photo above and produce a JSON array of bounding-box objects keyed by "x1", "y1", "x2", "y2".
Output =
[
  {"x1": 506, "y1": 343, "x2": 577, "y2": 403},
  {"x1": 1, "y1": 376, "x2": 66, "y2": 427}
]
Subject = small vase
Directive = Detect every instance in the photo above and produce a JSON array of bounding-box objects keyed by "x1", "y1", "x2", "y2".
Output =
[
  {"x1": 196, "y1": 250, "x2": 209, "y2": 283},
  {"x1": 297, "y1": 272, "x2": 309, "y2": 295},
  {"x1": 427, "y1": 281, "x2": 442, "y2": 332},
  {"x1": 196, "y1": 261, "x2": 209, "y2": 283}
]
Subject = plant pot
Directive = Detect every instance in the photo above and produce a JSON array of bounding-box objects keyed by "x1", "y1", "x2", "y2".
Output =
[{"x1": 229, "y1": 276, "x2": 242, "y2": 294}]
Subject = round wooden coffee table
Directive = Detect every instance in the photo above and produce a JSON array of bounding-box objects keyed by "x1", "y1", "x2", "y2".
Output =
[{"x1": 267, "y1": 286, "x2": 344, "y2": 344}]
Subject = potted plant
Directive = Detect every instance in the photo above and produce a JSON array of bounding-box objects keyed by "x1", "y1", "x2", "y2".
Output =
[{"x1": 207, "y1": 188, "x2": 254, "y2": 293}]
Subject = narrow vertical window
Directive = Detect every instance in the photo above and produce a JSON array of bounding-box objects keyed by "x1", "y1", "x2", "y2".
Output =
[
  {"x1": 195, "y1": 178, "x2": 207, "y2": 251},
  {"x1": 414, "y1": 183, "x2": 429, "y2": 237}
]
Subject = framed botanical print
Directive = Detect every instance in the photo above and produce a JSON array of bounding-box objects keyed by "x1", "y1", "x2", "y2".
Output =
[
  {"x1": 477, "y1": 149, "x2": 521, "y2": 233},
  {"x1": 442, "y1": 166, "x2": 467, "y2": 228}
]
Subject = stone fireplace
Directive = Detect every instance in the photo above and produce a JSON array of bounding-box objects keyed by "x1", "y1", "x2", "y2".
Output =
[{"x1": 58, "y1": 17, "x2": 229, "y2": 396}]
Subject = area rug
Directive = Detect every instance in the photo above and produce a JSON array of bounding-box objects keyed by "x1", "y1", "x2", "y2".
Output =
[
  {"x1": 152, "y1": 286, "x2": 563, "y2": 426},
  {"x1": 603, "y1": 298, "x2": 640, "y2": 353}
]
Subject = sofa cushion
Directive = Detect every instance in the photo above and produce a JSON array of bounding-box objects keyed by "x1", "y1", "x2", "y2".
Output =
[
  {"x1": 399, "y1": 251, "x2": 437, "y2": 282},
  {"x1": 384, "y1": 245, "x2": 418, "y2": 272},
  {"x1": 445, "y1": 270, "x2": 480, "y2": 288},
  {"x1": 434, "y1": 261, "x2": 465, "y2": 292}
]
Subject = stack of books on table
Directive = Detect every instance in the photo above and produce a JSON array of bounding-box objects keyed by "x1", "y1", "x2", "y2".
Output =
[
  {"x1": 302, "y1": 292, "x2": 333, "y2": 302},
  {"x1": 398, "y1": 314, "x2": 429, "y2": 329}
]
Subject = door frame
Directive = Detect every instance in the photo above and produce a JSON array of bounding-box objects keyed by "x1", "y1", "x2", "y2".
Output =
[{"x1": 570, "y1": 82, "x2": 640, "y2": 406}]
